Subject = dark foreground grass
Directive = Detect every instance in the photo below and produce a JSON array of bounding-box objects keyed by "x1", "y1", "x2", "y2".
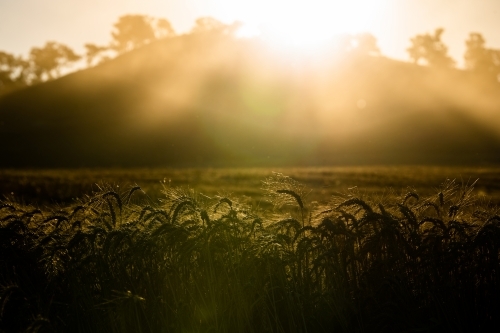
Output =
[{"x1": 1, "y1": 173, "x2": 500, "y2": 332}]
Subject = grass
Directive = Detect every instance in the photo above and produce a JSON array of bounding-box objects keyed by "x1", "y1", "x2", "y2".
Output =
[{"x1": 1, "y1": 169, "x2": 500, "y2": 332}]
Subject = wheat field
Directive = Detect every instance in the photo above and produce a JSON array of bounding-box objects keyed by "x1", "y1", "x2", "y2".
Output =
[{"x1": 1, "y1": 166, "x2": 500, "y2": 332}]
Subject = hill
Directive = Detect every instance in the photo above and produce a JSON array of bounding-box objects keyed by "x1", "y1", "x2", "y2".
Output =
[{"x1": 1, "y1": 33, "x2": 500, "y2": 167}]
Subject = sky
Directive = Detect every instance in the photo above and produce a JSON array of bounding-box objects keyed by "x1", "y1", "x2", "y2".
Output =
[{"x1": 1, "y1": 0, "x2": 500, "y2": 67}]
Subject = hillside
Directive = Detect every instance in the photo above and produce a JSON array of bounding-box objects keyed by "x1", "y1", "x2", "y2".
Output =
[{"x1": 1, "y1": 33, "x2": 500, "y2": 167}]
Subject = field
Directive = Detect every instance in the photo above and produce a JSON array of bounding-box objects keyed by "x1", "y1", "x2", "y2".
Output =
[
  {"x1": 3, "y1": 166, "x2": 500, "y2": 206},
  {"x1": 1, "y1": 166, "x2": 500, "y2": 332}
]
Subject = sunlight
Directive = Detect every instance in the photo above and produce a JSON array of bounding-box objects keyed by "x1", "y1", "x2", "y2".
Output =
[
  {"x1": 235, "y1": 23, "x2": 261, "y2": 38},
  {"x1": 235, "y1": 0, "x2": 386, "y2": 52}
]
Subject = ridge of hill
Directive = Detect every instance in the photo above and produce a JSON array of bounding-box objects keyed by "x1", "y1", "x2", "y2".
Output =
[{"x1": 1, "y1": 33, "x2": 500, "y2": 167}]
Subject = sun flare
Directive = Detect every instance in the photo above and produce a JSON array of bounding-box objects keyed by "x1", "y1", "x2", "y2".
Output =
[{"x1": 233, "y1": 0, "x2": 386, "y2": 52}]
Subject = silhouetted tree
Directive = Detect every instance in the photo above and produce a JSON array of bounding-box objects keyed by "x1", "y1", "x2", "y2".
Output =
[
  {"x1": 0, "y1": 51, "x2": 29, "y2": 92},
  {"x1": 29, "y1": 42, "x2": 81, "y2": 82},
  {"x1": 111, "y1": 15, "x2": 156, "y2": 53},
  {"x1": 111, "y1": 15, "x2": 175, "y2": 53},
  {"x1": 154, "y1": 18, "x2": 175, "y2": 38},
  {"x1": 352, "y1": 33, "x2": 380, "y2": 56},
  {"x1": 464, "y1": 33, "x2": 500, "y2": 79},
  {"x1": 0, "y1": 52, "x2": 17, "y2": 83},
  {"x1": 191, "y1": 17, "x2": 241, "y2": 35},
  {"x1": 84, "y1": 43, "x2": 110, "y2": 67},
  {"x1": 407, "y1": 28, "x2": 455, "y2": 67}
]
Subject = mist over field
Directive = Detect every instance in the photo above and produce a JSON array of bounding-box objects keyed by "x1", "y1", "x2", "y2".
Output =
[{"x1": 1, "y1": 29, "x2": 500, "y2": 168}]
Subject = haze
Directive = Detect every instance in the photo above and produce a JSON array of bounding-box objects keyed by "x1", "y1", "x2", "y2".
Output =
[{"x1": 1, "y1": 0, "x2": 500, "y2": 66}]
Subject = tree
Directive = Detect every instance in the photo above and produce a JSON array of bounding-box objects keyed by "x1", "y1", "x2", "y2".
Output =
[
  {"x1": 191, "y1": 17, "x2": 241, "y2": 36},
  {"x1": 0, "y1": 52, "x2": 22, "y2": 85},
  {"x1": 84, "y1": 43, "x2": 110, "y2": 67},
  {"x1": 352, "y1": 33, "x2": 380, "y2": 56},
  {"x1": 111, "y1": 15, "x2": 156, "y2": 53},
  {"x1": 154, "y1": 18, "x2": 175, "y2": 39},
  {"x1": 29, "y1": 42, "x2": 81, "y2": 82},
  {"x1": 111, "y1": 15, "x2": 175, "y2": 53},
  {"x1": 464, "y1": 32, "x2": 500, "y2": 77},
  {"x1": 407, "y1": 28, "x2": 455, "y2": 68},
  {"x1": 0, "y1": 51, "x2": 30, "y2": 93}
]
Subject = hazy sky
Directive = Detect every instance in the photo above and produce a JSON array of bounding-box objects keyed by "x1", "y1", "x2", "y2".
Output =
[{"x1": 1, "y1": 0, "x2": 500, "y2": 66}]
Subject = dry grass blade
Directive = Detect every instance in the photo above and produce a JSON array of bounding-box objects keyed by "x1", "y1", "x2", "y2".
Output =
[
  {"x1": 170, "y1": 200, "x2": 196, "y2": 224},
  {"x1": 336, "y1": 198, "x2": 373, "y2": 214},
  {"x1": 124, "y1": 185, "x2": 143, "y2": 205},
  {"x1": 69, "y1": 205, "x2": 85, "y2": 219},
  {"x1": 103, "y1": 191, "x2": 122, "y2": 227},
  {"x1": 262, "y1": 172, "x2": 307, "y2": 210},
  {"x1": 0, "y1": 204, "x2": 16, "y2": 212},
  {"x1": 402, "y1": 191, "x2": 419, "y2": 206},
  {"x1": 419, "y1": 217, "x2": 446, "y2": 230},
  {"x1": 276, "y1": 190, "x2": 304, "y2": 210},
  {"x1": 213, "y1": 197, "x2": 232, "y2": 212},
  {"x1": 418, "y1": 201, "x2": 440, "y2": 216}
]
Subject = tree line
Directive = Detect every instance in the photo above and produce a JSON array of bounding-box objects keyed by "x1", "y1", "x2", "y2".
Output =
[
  {"x1": 0, "y1": 15, "x2": 499, "y2": 94},
  {"x1": 407, "y1": 28, "x2": 500, "y2": 76},
  {"x1": 0, "y1": 15, "x2": 238, "y2": 94}
]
